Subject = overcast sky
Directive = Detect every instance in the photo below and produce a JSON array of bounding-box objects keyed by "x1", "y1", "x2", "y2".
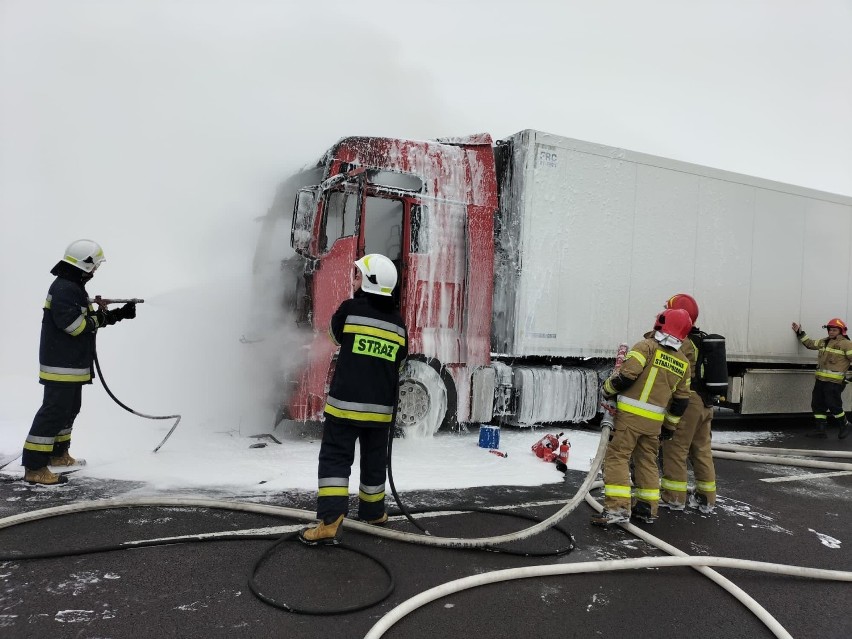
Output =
[{"x1": 1, "y1": 0, "x2": 851, "y2": 444}]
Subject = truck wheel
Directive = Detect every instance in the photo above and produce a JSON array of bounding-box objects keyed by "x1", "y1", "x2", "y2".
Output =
[{"x1": 397, "y1": 358, "x2": 457, "y2": 437}]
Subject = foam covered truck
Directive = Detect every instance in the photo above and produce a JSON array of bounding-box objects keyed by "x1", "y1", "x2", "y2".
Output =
[{"x1": 254, "y1": 130, "x2": 852, "y2": 436}]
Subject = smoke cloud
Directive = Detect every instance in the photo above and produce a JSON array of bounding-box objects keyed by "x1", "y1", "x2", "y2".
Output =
[{"x1": 1, "y1": 1, "x2": 849, "y2": 448}]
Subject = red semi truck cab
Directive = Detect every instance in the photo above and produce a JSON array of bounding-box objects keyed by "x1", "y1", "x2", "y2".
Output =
[{"x1": 283, "y1": 134, "x2": 499, "y2": 434}]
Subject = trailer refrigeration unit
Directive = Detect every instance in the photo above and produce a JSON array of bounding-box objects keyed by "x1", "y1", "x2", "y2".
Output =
[{"x1": 260, "y1": 130, "x2": 852, "y2": 436}]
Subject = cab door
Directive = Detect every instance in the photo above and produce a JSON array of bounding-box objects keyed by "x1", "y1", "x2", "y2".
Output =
[
  {"x1": 358, "y1": 191, "x2": 466, "y2": 365},
  {"x1": 311, "y1": 180, "x2": 362, "y2": 331},
  {"x1": 359, "y1": 188, "x2": 406, "y2": 312}
]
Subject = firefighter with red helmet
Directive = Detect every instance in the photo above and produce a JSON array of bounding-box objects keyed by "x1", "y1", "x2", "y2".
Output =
[
  {"x1": 592, "y1": 308, "x2": 692, "y2": 526},
  {"x1": 659, "y1": 294, "x2": 718, "y2": 513},
  {"x1": 792, "y1": 318, "x2": 852, "y2": 439}
]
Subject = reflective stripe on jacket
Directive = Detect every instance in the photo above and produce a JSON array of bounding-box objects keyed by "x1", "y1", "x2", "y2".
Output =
[
  {"x1": 612, "y1": 337, "x2": 691, "y2": 433},
  {"x1": 799, "y1": 333, "x2": 852, "y2": 384},
  {"x1": 323, "y1": 294, "x2": 408, "y2": 427},
  {"x1": 38, "y1": 276, "x2": 100, "y2": 385}
]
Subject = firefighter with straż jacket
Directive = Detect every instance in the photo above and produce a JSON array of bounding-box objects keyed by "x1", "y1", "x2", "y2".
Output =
[
  {"x1": 592, "y1": 308, "x2": 692, "y2": 526},
  {"x1": 22, "y1": 240, "x2": 138, "y2": 485},
  {"x1": 659, "y1": 294, "x2": 718, "y2": 514},
  {"x1": 300, "y1": 254, "x2": 408, "y2": 545},
  {"x1": 792, "y1": 318, "x2": 852, "y2": 439}
]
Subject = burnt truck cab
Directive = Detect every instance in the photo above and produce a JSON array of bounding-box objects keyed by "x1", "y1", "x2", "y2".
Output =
[{"x1": 283, "y1": 135, "x2": 498, "y2": 435}]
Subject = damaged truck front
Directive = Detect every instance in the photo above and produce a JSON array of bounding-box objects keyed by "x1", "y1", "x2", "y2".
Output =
[
  {"x1": 264, "y1": 130, "x2": 852, "y2": 436},
  {"x1": 272, "y1": 135, "x2": 498, "y2": 437}
]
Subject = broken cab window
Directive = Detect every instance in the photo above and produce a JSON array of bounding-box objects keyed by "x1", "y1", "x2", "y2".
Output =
[
  {"x1": 292, "y1": 187, "x2": 319, "y2": 256},
  {"x1": 321, "y1": 188, "x2": 358, "y2": 252}
]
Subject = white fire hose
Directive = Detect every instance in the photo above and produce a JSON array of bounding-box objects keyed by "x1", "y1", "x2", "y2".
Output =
[{"x1": 2, "y1": 431, "x2": 851, "y2": 639}]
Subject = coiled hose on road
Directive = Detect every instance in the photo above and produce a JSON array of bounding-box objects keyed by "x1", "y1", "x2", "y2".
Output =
[{"x1": 1, "y1": 430, "x2": 851, "y2": 638}]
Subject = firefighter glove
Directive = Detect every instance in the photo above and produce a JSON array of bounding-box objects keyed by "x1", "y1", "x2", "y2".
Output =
[
  {"x1": 117, "y1": 302, "x2": 137, "y2": 320},
  {"x1": 93, "y1": 309, "x2": 110, "y2": 328},
  {"x1": 659, "y1": 427, "x2": 675, "y2": 441}
]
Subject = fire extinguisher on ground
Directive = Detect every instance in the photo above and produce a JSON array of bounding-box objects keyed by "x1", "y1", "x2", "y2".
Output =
[
  {"x1": 557, "y1": 438, "x2": 570, "y2": 465},
  {"x1": 554, "y1": 438, "x2": 571, "y2": 472},
  {"x1": 531, "y1": 432, "x2": 563, "y2": 461}
]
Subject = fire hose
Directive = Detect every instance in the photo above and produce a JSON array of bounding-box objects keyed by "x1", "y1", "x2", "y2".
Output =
[
  {"x1": 2, "y1": 426, "x2": 852, "y2": 639},
  {"x1": 93, "y1": 351, "x2": 181, "y2": 453},
  {"x1": 4, "y1": 338, "x2": 852, "y2": 634},
  {"x1": 362, "y1": 435, "x2": 852, "y2": 639},
  {"x1": 90, "y1": 297, "x2": 181, "y2": 453}
]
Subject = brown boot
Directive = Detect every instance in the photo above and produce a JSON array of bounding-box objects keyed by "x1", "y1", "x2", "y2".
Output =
[
  {"x1": 49, "y1": 451, "x2": 82, "y2": 467},
  {"x1": 363, "y1": 513, "x2": 388, "y2": 526},
  {"x1": 24, "y1": 467, "x2": 68, "y2": 485},
  {"x1": 590, "y1": 508, "x2": 629, "y2": 527},
  {"x1": 299, "y1": 514, "x2": 344, "y2": 545}
]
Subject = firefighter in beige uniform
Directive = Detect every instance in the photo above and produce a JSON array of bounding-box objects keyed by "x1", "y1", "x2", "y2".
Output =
[
  {"x1": 660, "y1": 294, "x2": 718, "y2": 513},
  {"x1": 792, "y1": 318, "x2": 852, "y2": 440},
  {"x1": 592, "y1": 308, "x2": 692, "y2": 526}
]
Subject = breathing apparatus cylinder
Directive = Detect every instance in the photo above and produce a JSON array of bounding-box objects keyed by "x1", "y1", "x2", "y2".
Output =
[{"x1": 698, "y1": 334, "x2": 728, "y2": 398}]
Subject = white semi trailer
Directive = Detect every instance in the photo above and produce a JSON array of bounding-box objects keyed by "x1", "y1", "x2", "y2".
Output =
[
  {"x1": 492, "y1": 130, "x2": 852, "y2": 418},
  {"x1": 264, "y1": 129, "x2": 852, "y2": 435}
]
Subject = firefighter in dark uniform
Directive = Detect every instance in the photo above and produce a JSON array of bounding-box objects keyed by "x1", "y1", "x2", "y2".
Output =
[
  {"x1": 300, "y1": 253, "x2": 408, "y2": 544},
  {"x1": 792, "y1": 318, "x2": 852, "y2": 439},
  {"x1": 22, "y1": 240, "x2": 137, "y2": 485},
  {"x1": 592, "y1": 308, "x2": 692, "y2": 526},
  {"x1": 660, "y1": 294, "x2": 719, "y2": 513}
]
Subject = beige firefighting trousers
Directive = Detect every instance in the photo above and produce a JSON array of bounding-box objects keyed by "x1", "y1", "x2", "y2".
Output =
[
  {"x1": 660, "y1": 392, "x2": 716, "y2": 506},
  {"x1": 602, "y1": 419, "x2": 662, "y2": 517}
]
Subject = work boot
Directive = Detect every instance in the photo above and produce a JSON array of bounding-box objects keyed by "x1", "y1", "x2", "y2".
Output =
[
  {"x1": 49, "y1": 450, "x2": 81, "y2": 467},
  {"x1": 299, "y1": 514, "x2": 344, "y2": 545},
  {"x1": 687, "y1": 492, "x2": 715, "y2": 514},
  {"x1": 590, "y1": 509, "x2": 629, "y2": 527},
  {"x1": 659, "y1": 497, "x2": 686, "y2": 511},
  {"x1": 839, "y1": 419, "x2": 850, "y2": 440},
  {"x1": 24, "y1": 467, "x2": 68, "y2": 486},
  {"x1": 631, "y1": 501, "x2": 657, "y2": 524},
  {"x1": 362, "y1": 512, "x2": 389, "y2": 526}
]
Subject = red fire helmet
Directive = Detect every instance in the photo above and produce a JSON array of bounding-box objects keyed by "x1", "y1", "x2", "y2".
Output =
[
  {"x1": 823, "y1": 318, "x2": 848, "y2": 336},
  {"x1": 665, "y1": 293, "x2": 699, "y2": 323},
  {"x1": 654, "y1": 308, "x2": 693, "y2": 341}
]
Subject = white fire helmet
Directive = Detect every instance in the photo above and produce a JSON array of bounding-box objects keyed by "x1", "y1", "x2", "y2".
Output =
[
  {"x1": 62, "y1": 239, "x2": 106, "y2": 273},
  {"x1": 355, "y1": 254, "x2": 397, "y2": 297}
]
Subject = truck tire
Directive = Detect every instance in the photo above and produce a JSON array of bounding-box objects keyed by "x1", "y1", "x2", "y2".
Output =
[{"x1": 397, "y1": 357, "x2": 457, "y2": 437}]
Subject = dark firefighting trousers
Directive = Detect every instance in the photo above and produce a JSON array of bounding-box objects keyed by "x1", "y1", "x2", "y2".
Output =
[
  {"x1": 811, "y1": 379, "x2": 844, "y2": 429},
  {"x1": 661, "y1": 392, "x2": 716, "y2": 506},
  {"x1": 22, "y1": 384, "x2": 82, "y2": 470},
  {"x1": 316, "y1": 416, "x2": 389, "y2": 523},
  {"x1": 602, "y1": 418, "x2": 662, "y2": 517}
]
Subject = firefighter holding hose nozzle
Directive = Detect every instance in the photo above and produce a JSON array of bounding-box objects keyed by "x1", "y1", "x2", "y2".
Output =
[{"x1": 21, "y1": 240, "x2": 139, "y2": 485}]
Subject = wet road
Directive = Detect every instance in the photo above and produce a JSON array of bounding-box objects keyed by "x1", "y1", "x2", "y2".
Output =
[{"x1": 1, "y1": 420, "x2": 851, "y2": 639}]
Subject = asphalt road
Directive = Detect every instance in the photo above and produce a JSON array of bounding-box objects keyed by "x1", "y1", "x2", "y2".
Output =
[{"x1": 1, "y1": 419, "x2": 851, "y2": 639}]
